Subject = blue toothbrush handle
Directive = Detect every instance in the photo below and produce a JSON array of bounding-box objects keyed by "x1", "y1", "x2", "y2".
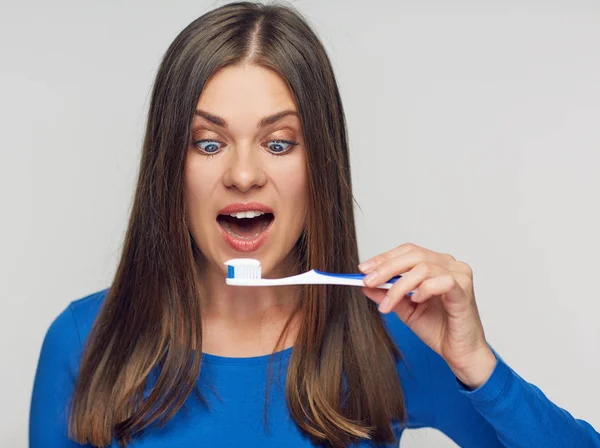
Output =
[
  {"x1": 313, "y1": 270, "x2": 411, "y2": 295},
  {"x1": 313, "y1": 270, "x2": 402, "y2": 284}
]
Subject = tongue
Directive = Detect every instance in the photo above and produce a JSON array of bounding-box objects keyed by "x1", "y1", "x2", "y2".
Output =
[{"x1": 218, "y1": 214, "x2": 271, "y2": 238}]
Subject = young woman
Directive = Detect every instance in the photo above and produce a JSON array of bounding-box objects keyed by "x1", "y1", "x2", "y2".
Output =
[{"x1": 29, "y1": 2, "x2": 599, "y2": 447}]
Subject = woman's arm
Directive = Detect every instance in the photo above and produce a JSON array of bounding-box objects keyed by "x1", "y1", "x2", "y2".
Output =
[
  {"x1": 29, "y1": 304, "x2": 90, "y2": 448},
  {"x1": 427, "y1": 346, "x2": 600, "y2": 447},
  {"x1": 362, "y1": 242, "x2": 599, "y2": 446}
]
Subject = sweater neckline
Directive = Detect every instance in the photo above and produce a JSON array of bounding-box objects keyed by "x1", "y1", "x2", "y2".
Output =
[{"x1": 201, "y1": 346, "x2": 293, "y2": 365}]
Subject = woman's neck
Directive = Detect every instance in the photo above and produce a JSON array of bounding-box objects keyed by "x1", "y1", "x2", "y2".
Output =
[{"x1": 195, "y1": 255, "x2": 303, "y2": 357}]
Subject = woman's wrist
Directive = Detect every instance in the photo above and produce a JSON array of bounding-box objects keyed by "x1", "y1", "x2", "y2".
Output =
[{"x1": 450, "y1": 346, "x2": 497, "y2": 390}]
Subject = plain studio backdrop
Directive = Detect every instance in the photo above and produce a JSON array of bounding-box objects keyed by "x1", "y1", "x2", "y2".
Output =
[{"x1": 1, "y1": 0, "x2": 599, "y2": 446}]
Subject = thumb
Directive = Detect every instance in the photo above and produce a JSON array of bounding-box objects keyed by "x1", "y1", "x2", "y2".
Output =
[{"x1": 362, "y1": 286, "x2": 387, "y2": 305}]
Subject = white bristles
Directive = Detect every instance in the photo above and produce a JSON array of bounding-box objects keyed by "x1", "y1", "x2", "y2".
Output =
[
  {"x1": 225, "y1": 258, "x2": 262, "y2": 279},
  {"x1": 235, "y1": 265, "x2": 262, "y2": 279}
]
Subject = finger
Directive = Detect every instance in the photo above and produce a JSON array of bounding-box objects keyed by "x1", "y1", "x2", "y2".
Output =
[
  {"x1": 411, "y1": 274, "x2": 466, "y2": 306},
  {"x1": 358, "y1": 243, "x2": 417, "y2": 273},
  {"x1": 378, "y1": 262, "x2": 448, "y2": 313},
  {"x1": 363, "y1": 287, "x2": 418, "y2": 321},
  {"x1": 361, "y1": 286, "x2": 387, "y2": 306},
  {"x1": 388, "y1": 290, "x2": 419, "y2": 322},
  {"x1": 452, "y1": 272, "x2": 473, "y2": 295},
  {"x1": 361, "y1": 243, "x2": 459, "y2": 274},
  {"x1": 363, "y1": 250, "x2": 450, "y2": 289},
  {"x1": 450, "y1": 261, "x2": 474, "y2": 279}
]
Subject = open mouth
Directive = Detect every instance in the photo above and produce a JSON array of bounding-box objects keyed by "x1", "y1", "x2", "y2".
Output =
[{"x1": 217, "y1": 211, "x2": 275, "y2": 239}]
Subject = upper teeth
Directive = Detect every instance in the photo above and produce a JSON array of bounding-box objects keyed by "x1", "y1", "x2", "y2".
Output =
[{"x1": 229, "y1": 211, "x2": 266, "y2": 219}]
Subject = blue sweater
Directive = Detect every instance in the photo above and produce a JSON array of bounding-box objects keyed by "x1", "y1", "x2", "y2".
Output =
[{"x1": 30, "y1": 289, "x2": 599, "y2": 447}]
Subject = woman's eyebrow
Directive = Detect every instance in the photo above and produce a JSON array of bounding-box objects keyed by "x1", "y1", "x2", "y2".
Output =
[{"x1": 194, "y1": 109, "x2": 299, "y2": 129}]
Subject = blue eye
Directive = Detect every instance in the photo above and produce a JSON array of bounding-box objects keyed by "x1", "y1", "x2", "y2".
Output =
[
  {"x1": 267, "y1": 140, "x2": 297, "y2": 154},
  {"x1": 194, "y1": 140, "x2": 222, "y2": 154}
]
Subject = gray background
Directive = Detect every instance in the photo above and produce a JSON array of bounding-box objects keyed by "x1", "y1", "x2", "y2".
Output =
[{"x1": 1, "y1": 0, "x2": 599, "y2": 446}]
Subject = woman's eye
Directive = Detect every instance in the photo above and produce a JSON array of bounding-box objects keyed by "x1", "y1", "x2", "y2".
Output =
[
  {"x1": 266, "y1": 140, "x2": 297, "y2": 154},
  {"x1": 194, "y1": 139, "x2": 223, "y2": 154}
]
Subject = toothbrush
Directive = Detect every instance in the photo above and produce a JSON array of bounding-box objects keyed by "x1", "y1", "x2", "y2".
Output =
[{"x1": 224, "y1": 258, "x2": 411, "y2": 294}]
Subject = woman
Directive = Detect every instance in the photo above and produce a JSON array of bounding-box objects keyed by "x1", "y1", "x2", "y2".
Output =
[{"x1": 29, "y1": 2, "x2": 599, "y2": 447}]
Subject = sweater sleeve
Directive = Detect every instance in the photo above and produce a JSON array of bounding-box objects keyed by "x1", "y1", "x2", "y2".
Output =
[
  {"x1": 427, "y1": 347, "x2": 600, "y2": 447},
  {"x1": 29, "y1": 304, "x2": 90, "y2": 448}
]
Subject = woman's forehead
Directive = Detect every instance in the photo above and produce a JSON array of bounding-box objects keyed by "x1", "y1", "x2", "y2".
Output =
[{"x1": 196, "y1": 64, "x2": 297, "y2": 120}]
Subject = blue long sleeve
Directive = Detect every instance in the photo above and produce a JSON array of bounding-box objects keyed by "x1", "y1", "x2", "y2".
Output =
[
  {"x1": 29, "y1": 304, "x2": 92, "y2": 448},
  {"x1": 425, "y1": 341, "x2": 600, "y2": 447}
]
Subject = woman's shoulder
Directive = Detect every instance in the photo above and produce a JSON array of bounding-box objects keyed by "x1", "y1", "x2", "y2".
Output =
[
  {"x1": 34, "y1": 288, "x2": 109, "y2": 383},
  {"x1": 42, "y1": 288, "x2": 109, "y2": 355},
  {"x1": 67, "y1": 287, "x2": 109, "y2": 343}
]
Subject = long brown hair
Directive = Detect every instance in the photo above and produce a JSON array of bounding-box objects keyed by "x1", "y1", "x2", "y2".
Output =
[{"x1": 69, "y1": 2, "x2": 406, "y2": 446}]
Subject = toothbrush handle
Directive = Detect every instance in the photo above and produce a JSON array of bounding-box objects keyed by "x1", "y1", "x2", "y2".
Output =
[
  {"x1": 313, "y1": 270, "x2": 401, "y2": 290},
  {"x1": 225, "y1": 270, "x2": 405, "y2": 290}
]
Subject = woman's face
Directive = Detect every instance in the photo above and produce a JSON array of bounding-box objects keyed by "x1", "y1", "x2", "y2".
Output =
[{"x1": 185, "y1": 63, "x2": 308, "y2": 278}]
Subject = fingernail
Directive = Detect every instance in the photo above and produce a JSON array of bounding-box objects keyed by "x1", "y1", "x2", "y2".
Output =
[
  {"x1": 379, "y1": 295, "x2": 391, "y2": 313},
  {"x1": 363, "y1": 271, "x2": 378, "y2": 285},
  {"x1": 358, "y1": 260, "x2": 376, "y2": 273}
]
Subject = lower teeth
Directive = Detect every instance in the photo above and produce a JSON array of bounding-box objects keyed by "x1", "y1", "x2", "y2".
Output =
[{"x1": 221, "y1": 220, "x2": 270, "y2": 239}]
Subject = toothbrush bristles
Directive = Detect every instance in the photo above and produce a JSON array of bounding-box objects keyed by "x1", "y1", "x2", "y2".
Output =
[
  {"x1": 235, "y1": 265, "x2": 261, "y2": 279},
  {"x1": 225, "y1": 258, "x2": 262, "y2": 279}
]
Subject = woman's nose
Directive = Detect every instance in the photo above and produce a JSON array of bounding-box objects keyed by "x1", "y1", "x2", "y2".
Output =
[{"x1": 222, "y1": 145, "x2": 267, "y2": 192}]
